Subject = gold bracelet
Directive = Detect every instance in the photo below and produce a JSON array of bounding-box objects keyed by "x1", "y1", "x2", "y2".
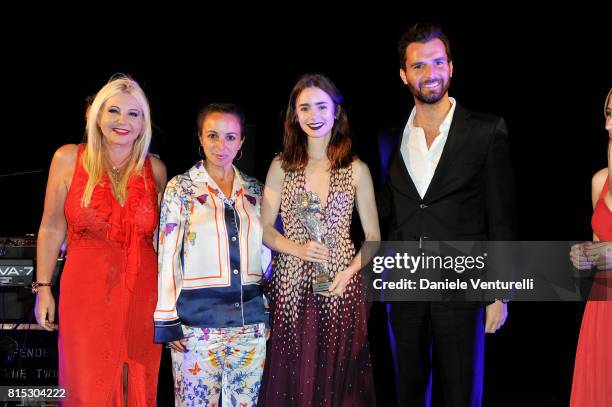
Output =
[{"x1": 32, "y1": 282, "x2": 52, "y2": 294}]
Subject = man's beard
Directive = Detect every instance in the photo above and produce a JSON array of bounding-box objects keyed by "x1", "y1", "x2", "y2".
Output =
[{"x1": 408, "y1": 78, "x2": 450, "y2": 104}]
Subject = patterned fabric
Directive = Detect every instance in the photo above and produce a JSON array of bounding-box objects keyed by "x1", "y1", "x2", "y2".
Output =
[
  {"x1": 258, "y1": 166, "x2": 376, "y2": 406},
  {"x1": 171, "y1": 323, "x2": 266, "y2": 407},
  {"x1": 155, "y1": 161, "x2": 268, "y2": 343}
]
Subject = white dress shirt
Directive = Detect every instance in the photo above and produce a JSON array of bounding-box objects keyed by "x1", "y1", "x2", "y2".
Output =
[{"x1": 400, "y1": 97, "x2": 457, "y2": 198}]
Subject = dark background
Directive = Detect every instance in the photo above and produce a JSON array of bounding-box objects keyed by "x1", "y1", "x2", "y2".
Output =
[{"x1": 1, "y1": 12, "x2": 610, "y2": 406}]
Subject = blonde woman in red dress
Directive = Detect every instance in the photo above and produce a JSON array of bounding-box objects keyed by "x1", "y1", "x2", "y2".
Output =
[
  {"x1": 569, "y1": 87, "x2": 612, "y2": 406},
  {"x1": 34, "y1": 76, "x2": 167, "y2": 406}
]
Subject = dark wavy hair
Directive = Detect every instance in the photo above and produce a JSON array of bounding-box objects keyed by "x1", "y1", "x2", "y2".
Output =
[
  {"x1": 281, "y1": 73, "x2": 353, "y2": 172},
  {"x1": 398, "y1": 22, "x2": 452, "y2": 70}
]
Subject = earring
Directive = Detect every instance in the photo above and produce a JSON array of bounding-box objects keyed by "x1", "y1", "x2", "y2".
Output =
[
  {"x1": 234, "y1": 149, "x2": 243, "y2": 161},
  {"x1": 198, "y1": 145, "x2": 205, "y2": 159}
]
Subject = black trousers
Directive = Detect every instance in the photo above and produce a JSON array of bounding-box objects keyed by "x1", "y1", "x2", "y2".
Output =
[{"x1": 388, "y1": 302, "x2": 484, "y2": 407}]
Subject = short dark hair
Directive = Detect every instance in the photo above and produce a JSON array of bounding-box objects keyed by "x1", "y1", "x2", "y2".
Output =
[
  {"x1": 197, "y1": 103, "x2": 246, "y2": 139},
  {"x1": 398, "y1": 22, "x2": 452, "y2": 70}
]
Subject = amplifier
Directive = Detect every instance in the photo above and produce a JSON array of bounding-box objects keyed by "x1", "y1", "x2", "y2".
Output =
[
  {"x1": 0, "y1": 259, "x2": 34, "y2": 287},
  {"x1": 0, "y1": 236, "x2": 36, "y2": 259},
  {"x1": 0, "y1": 328, "x2": 59, "y2": 386},
  {"x1": 0, "y1": 235, "x2": 64, "y2": 322},
  {"x1": 0, "y1": 236, "x2": 36, "y2": 288}
]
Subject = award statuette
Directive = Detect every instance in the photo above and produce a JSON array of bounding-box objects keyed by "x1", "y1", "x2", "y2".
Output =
[{"x1": 294, "y1": 191, "x2": 336, "y2": 294}]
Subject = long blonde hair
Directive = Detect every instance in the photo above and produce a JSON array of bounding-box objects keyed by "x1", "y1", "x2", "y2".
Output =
[
  {"x1": 82, "y1": 75, "x2": 152, "y2": 207},
  {"x1": 605, "y1": 88, "x2": 612, "y2": 118}
]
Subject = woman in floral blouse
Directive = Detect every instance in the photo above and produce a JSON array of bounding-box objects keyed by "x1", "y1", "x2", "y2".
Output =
[{"x1": 154, "y1": 103, "x2": 268, "y2": 406}]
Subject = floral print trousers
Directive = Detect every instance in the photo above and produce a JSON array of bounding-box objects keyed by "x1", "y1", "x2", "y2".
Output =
[{"x1": 171, "y1": 323, "x2": 266, "y2": 407}]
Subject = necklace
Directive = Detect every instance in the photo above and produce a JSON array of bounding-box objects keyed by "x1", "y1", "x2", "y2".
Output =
[
  {"x1": 105, "y1": 152, "x2": 130, "y2": 184},
  {"x1": 110, "y1": 165, "x2": 121, "y2": 183}
]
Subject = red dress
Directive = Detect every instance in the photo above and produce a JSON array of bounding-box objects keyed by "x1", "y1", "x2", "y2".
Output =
[
  {"x1": 570, "y1": 177, "x2": 612, "y2": 406},
  {"x1": 59, "y1": 145, "x2": 161, "y2": 406}
]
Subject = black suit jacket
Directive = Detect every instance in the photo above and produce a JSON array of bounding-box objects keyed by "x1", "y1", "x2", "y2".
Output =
[{"x1": 378, "y1": 103, "x2": 517, "y2": 242}]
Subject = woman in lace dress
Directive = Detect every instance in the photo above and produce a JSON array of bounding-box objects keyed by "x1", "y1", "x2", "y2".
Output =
[{"x1": 34, "y1": 76, "x2": 166, "y2": 406}]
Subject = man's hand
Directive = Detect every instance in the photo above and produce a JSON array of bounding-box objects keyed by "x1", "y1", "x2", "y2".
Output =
[{"x1": 485, "y1": 300, "x2": 508, "y2": 334}]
